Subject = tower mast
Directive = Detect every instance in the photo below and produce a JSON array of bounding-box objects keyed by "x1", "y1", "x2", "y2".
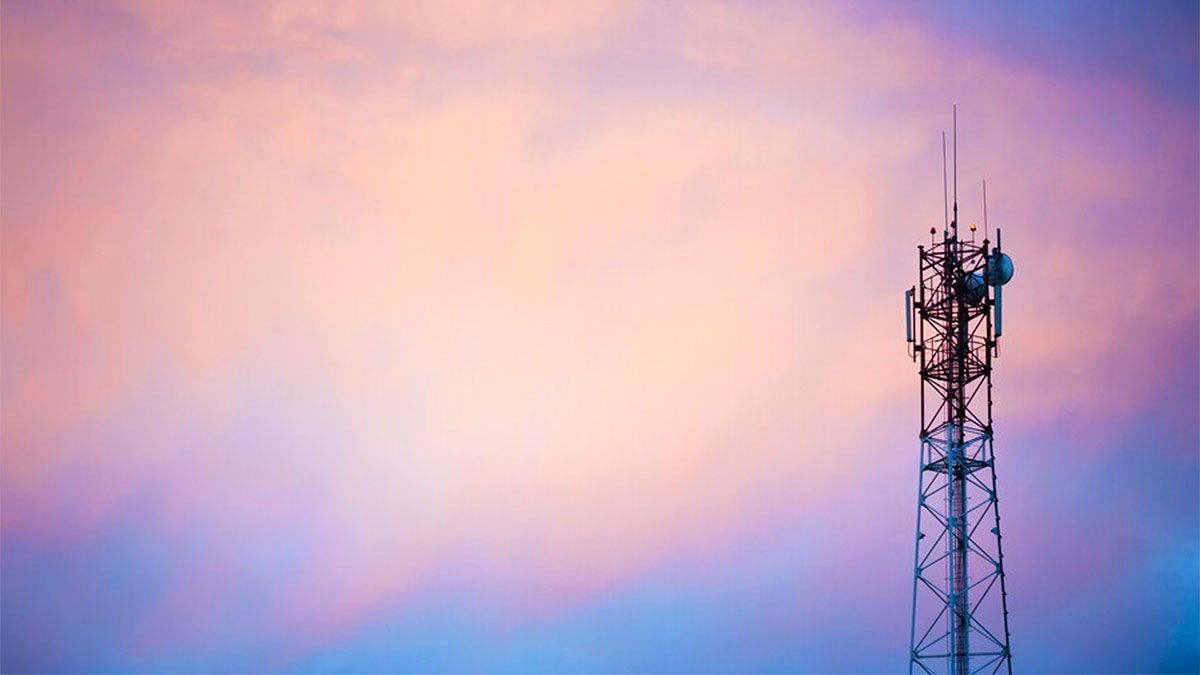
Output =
[{"x1": 904, "y1": 112, "x2": 1015, "y2": 675}]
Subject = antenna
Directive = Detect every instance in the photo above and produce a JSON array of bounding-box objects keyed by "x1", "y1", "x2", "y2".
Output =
[
  {"x1": 982, "y1": 179, "x2": 989, "y2": 241},
  {"x1": 905, "y1": 288, "x2": 914, "y2": 344},
  {"x1": 994, "y1": 228, "x2": 1005, "y2": 338},
  {"x1": 942, "y1": 132, "x2": 949, "y2": 235},
  {"x1": 952, "y1": 104, "x2": 958, "y2": 236}
]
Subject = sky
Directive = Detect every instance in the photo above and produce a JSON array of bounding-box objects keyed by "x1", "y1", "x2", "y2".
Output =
[{"x1": 1, "y1": 1, "x2": 1197, "y2": 673}]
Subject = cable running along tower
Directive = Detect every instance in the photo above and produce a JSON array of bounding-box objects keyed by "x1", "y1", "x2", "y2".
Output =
[{"x1": 904, "y1": 108, "x2": 1014, "y2": 675}]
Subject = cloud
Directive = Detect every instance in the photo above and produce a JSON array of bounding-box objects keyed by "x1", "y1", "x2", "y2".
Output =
[{"x1": 2, "y1": 0, "x2": 1196, "y2": 671}]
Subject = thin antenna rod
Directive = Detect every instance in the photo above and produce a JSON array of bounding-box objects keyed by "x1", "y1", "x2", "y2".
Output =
[
  {"x1": 942, "y1": 132, "x2": 949, "y2": 234},
  {"x1": 982, "y1": 179, "x2": 989, "y2": 242},
  {"x1": 952, "y1": 104, "x2": 958, "y2": 234}
]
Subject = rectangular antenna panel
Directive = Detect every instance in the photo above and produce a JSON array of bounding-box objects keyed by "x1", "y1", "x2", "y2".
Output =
[
  {"x1": 994, "y1": 282, "x2": 1003, "y2": 338},
  {"x1": 905, "y1": 288, "x2": 914, "y2": 342}
]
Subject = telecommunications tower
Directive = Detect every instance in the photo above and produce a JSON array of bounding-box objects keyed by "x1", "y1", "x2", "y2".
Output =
[{"x1": 904, "y1": 108, "x2": 1015, "y2": 675}]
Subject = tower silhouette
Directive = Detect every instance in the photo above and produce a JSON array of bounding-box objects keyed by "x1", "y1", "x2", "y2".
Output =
[{"x1": 904, "y1": 109, "x2": 1014, "y2": 675}]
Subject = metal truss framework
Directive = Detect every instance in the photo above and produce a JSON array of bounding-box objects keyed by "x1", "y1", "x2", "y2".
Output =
[{"x1": 907, "y1": 234, "x2": 1013, "y2": 675}]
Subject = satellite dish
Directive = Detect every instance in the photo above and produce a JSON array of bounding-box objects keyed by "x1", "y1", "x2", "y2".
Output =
[
  {"x1": 987, "y1": 252, "x2": 1014, "y2": 287},
  {"x1": 964, "y1": 272, "x2": 986, "y2": 305}
]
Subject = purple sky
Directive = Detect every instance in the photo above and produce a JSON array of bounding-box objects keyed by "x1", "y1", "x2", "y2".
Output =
[{"x1": 2, "y1": 1, "x2": 1197, "y2": 672}]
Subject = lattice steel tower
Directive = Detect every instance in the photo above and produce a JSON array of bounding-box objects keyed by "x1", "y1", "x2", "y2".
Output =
[{"x1": 904, "y1": 110, "x2": 1014, "y2": 675}]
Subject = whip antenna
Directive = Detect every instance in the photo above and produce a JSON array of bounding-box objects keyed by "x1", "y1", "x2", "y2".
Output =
[
  {"x1": 942, "y1": 132, "x2": 949, "y2": 235},
  {"x1": 983, "y1": 179, "x2": 989, "y2": 241},
  {"x1": 952, "y1": 104, "x2": 958, "y2": 236}
]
